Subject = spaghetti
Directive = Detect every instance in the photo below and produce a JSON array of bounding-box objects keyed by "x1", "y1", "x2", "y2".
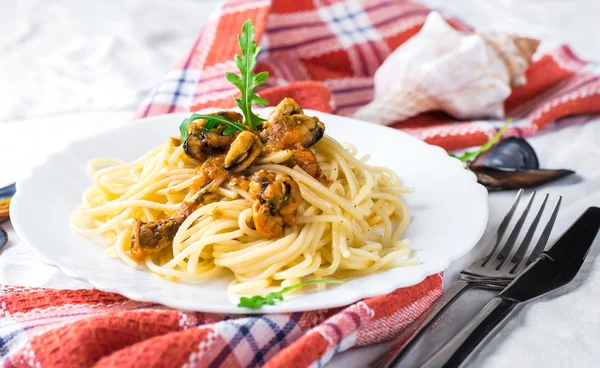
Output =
[{"x1": 72, "y1": 131, "x2": 417, "y2": 295}]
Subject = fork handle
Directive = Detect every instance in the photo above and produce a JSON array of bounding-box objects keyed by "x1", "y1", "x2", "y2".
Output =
[
  {"x1": 374, "y1": 280, "x2": 474, "y2": 368},
  {"x1": 419, "y1": 297, "x2": 517, "y2": 368}
]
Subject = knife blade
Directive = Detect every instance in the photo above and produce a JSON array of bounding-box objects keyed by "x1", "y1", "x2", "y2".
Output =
[{"x1": 419, "y1": 206, "x2": 600, "y2": 368}]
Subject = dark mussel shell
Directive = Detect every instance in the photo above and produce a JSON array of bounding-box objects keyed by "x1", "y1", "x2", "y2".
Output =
[
  {"x1": 472, "y1": 137, "x2": 539, "y2": 169},
  {"x1": 467, "y1": 163, "x2": 574, "y2": 191},
  {"x1": 468, "y1": 138, "x2": 575, "y2": 191}
]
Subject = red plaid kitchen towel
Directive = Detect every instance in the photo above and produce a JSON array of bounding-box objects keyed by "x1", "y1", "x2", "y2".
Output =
[
  {"x1": 4, "y1": 1, "x2": 600, "y2": 367},
  {"x1": 1, "y1": 276, "x2": 441, "y2": 367},
  {"x1": 136, "y1": 0, "x2": 599, "y2": 151}
]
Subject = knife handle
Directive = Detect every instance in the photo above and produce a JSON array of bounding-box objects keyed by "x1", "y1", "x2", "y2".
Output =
[
  {"x1": 373, "y1": 280, "x2": 475, "y2": 368},
  {"x1": 419, "y1": 297, "x2": 517, "y2": 368}
]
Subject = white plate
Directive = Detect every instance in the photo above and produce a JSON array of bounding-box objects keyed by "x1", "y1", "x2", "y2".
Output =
[{"x1": 11, "y1": 109, "x2": 488, "y2": 314}]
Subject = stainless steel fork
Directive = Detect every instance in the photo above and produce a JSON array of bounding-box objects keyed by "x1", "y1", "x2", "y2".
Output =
[{"x1": 373, "y1": 189, "x2": 562, "y2": 368}]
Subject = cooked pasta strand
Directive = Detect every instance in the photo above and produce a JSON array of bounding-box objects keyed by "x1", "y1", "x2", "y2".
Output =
[{"x1": 72, "y1": 135, "x2": 416, "y2": 294}]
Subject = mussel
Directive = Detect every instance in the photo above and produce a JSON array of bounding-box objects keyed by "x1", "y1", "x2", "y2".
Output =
[
  {"x1": 249, "y1": 170, "x2": 303, "y2": 239},
  {"x1": 261, "y1": 98, "x2": 326, "y2": 149},
  {"x1": 182, "y1": 111, "x2": 244, "y2": 160},
  {"x1": 224, "y1": 131, "x2": 263, "y2": 172},
  {"x1": 467, "y1": 138, "x2": 575, "y2": 191}
]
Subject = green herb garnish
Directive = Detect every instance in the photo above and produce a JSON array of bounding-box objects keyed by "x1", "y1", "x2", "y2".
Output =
[
  {"x1": 179, "y1": 113, "x2": 247, "y2": 142},
  {"x1": 449, "y1": 119, "x2": 512, "y2": 162},
  {"x1": 225, "y1": 19, "x2": 269, "y2": 131},
  {"x1": 238, "y1": 280, "x2": 344, "y2": 310},
  {"x1": 179, "y1": 19, "x2": 268, "y2": 142}
]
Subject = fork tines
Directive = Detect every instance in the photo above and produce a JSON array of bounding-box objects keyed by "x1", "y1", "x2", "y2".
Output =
[{"x1": 483, "y1": 189, "x2": 561, "y2": 276}]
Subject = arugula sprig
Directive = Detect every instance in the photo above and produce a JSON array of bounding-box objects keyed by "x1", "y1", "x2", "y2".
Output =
[
  {"x1": 238, "y1": 280, "x2": 344, "y2": 310},
  {"x1": 226, "y1": 19, "x2": 269, "y2": 131},
  {"x1": 179, "y1": 19, "x2": 268, "y2": 142},
  {"x1": 179, "y1": 113, "x2": 247, "y2": 142},
  {"x1": 449, "y1": 119, "x2": 512, "y2": 162}
]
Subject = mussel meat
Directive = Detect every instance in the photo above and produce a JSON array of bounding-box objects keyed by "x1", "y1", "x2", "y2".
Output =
[
  {"x1": 182, "y1": 111, "x2": 244, "y2": 160},
  {"x1": 249, "y1": 170, "x2": 303, "y2": 239},
  {"x1": 224, "y1": 131, "x2": 263, "y2": 172},
  {"x1": 468, "y1": 138, "x2": 575, "y2": 191},
  {"x1": 261, "y1": 98, "x2": 325, "y2": 149}
]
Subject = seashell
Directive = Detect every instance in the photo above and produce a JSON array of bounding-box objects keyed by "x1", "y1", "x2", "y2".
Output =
[
  {"x1": 476, "y1": 33, "x2": 540, "y2": 88},
  {"x1": 353, "y1": 11, "x2": 540, "y2": 125},
  {"x1": 468, "y1": 138, "x2": 574, "y2": 191},
  {"x1": 473, "y1": 137, "x2": 539, "y2": 169},
  {"x1": 467, "y1": 165, "x2": 575, "y2": 191}
]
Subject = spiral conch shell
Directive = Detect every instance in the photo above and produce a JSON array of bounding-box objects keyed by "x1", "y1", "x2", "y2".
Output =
[{"x1": 353, "y1": 11, "x2": 540, "y2": 125}]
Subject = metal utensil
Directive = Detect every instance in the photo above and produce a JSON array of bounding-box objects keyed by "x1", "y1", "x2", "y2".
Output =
[
  {"x1": 373, "y1": 190, "x2": 561, "y2": 368},
  {"x1": 0, "y1": 183, "x2": 15, "y2": 250},
  {"x1": 420, "y1": 206, "x2": 600, "y2": 368},
  {"x1": 0, "y1": 182, "x2": 15, "y2": 224}
]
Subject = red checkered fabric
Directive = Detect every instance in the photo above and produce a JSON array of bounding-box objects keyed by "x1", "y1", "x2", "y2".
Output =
[
  {"x1": 4, "y1": 0, "x2": 600, "y2": 367},
  {"x1": 136, "y1": 0, "x2": 599, "y2": 151},
  {"x1": 1, "y1": 277, "x2": 441, "y2": 367}
]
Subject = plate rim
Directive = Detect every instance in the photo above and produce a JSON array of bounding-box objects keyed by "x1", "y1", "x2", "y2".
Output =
[{"x1": 11, "y1": 109, "x2": 488, "y2": 313}]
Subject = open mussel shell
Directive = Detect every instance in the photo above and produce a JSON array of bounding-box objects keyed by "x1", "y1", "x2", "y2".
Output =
[
  {"x1": 467, "y1": 164, "x2": 574, "y2": 191},
  {"x1": 0, "y1": 183, "x2": 15, "y2": 223},
  {"x1": 473, "y1": 137, "x2": 539, "y2": 169},
  {"x1": 468, "y1": 138, "x2": 575, "y2": 191}
]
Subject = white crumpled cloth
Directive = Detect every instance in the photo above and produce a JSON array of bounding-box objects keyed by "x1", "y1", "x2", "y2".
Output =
[{"x1": 1, "y1": 0, "x2": 600, "y2": 367}]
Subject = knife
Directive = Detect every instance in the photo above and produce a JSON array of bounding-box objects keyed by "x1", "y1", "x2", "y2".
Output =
[{"x1": 419, "y1": 206, "x2": 600, "y2": 368}]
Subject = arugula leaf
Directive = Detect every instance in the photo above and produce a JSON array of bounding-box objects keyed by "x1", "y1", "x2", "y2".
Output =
[
  {"x1": 178, "y1": 19, "x2": 268, "y2": 141},
  {"x1": 449, "y1": 119, "x2": 512, "y2": 162},
  {"x1": 179, "y1": 113, "x2": 247, "y2": 141},
  {"x1": 237, "y1": 280, "x2": 344, "y2": 310},
  {"x1": 200, "y1": 115, "x2": 247, "y2": 134},
  {"x1": 225, "y1": 19, "x2": 269, "y2": 131}
]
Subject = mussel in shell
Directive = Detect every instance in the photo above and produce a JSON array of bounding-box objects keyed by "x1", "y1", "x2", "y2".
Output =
[
  {"x1": 224, "y1": 131, "x2": 263, "y2": 172},
  {"x1": 468, "y1": 138, "x2": 575, "y2": 191}
]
